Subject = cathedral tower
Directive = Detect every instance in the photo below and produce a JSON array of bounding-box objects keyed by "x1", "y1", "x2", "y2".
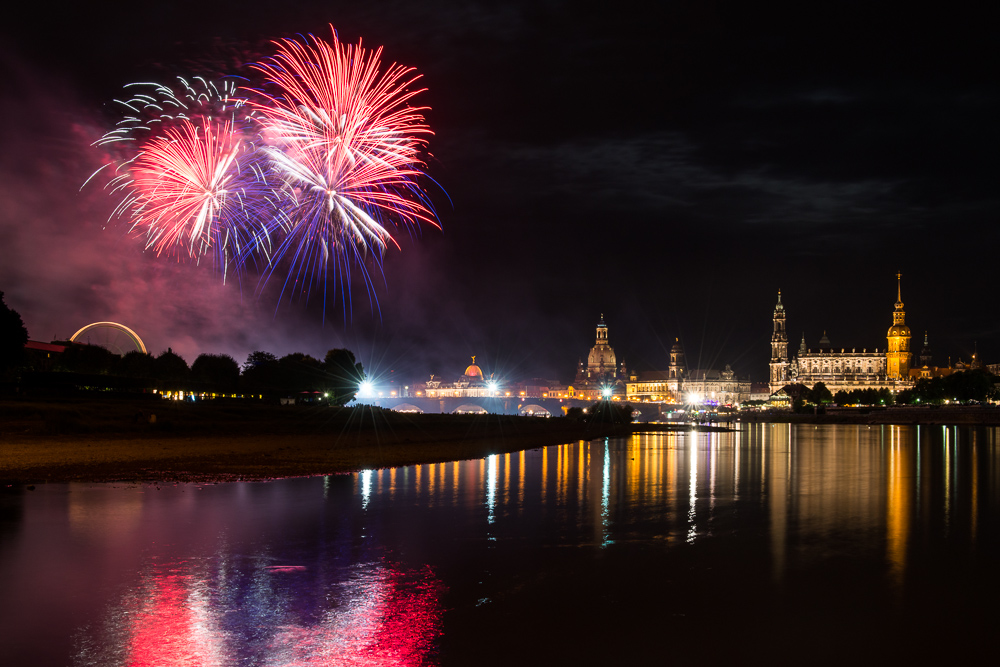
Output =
[
  {"x1": 667, "y1": 338, "x2": 686, "y2": 393},
  {"x1": 585, "y1": 314, "x2": 617, "y2": 380},
  {"x1": 769, "y1": 291, "x2": 789, "y2": 393},
  {"x1": 886, "y1": 274, "x2": 912, "y2": 380},
  {"x1": 919, "y1": 332, "x2": 932, "y2": 368}
]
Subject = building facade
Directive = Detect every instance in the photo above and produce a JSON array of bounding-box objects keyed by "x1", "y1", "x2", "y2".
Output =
[
  {"x1": 572, "y1": 315, "x2": 627, "y2": 398},
  {"x1": 768, "y1": 275, "x2": 914, "y2": 395},
  {"x1": 419, "y1": 357, "x2": 500, "y2": 398},
  {"x1": 626, "y1": 339, "x2": 751, "y2": 405}
]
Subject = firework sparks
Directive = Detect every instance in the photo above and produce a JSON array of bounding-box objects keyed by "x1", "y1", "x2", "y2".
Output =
[
  {"x1": 90, "y1": 77, "x2": 274, "y2": 274},
  {"x1": 87, "y1": 31, "x2": 442, "y2": 310},
  {"x1": 250, "y1": 27, "x2": 439, "y2": 306}
]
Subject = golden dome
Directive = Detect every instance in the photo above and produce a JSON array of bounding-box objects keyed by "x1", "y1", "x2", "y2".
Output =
[
  {"x1": 887, "y1": 324, "x2": 911, "y2": 337},
  {"x1": 464, "y1": 355, "x2": 483, "y2": 378}
]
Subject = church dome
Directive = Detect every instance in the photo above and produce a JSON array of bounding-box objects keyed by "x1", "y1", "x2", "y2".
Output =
[
  {"x1": 887, "y1": 324, "x2": 911, "y2": 337},
  {"x1": 588, "y1": 346, "x2": 616, "y2": 368},
  {"x1": 464, "y1": 361, "x2": 484, "y2": 378}
]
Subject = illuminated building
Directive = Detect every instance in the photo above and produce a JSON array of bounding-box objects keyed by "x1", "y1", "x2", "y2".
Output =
[
  {"x1": 573, "y1": 314, "x2": 627, "y2": 399},
  {"x1": 885, "y1": 273, "x2": 912, "y2": 380},
  {"x1": 769, "y1": 291, "x2": 789, "y2": 390},
  {"x1": 680, "y1": 366, "x2": 752, "y2": 406},
  {"x1": 575, "y1": 314, "x2": 621, "y2": 383},
  {"x1": 626, "y1": 339, "x2": 750, "y2": 405},
  {"x1": 420, "y1": 356, "x2": 501, "y2": 398},
  {"x1": 768, "y1": 274, "x2": 915, "y2": 394}
]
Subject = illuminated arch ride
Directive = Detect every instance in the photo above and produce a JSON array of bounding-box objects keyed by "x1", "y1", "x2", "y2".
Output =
[{"x1": 69, "y1": 322, "x2": 148, "y2": 356}]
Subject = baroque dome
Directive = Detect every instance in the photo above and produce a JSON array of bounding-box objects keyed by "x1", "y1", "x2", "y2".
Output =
[{"x1": 464, "y1": 357, "x2": 484, "y2": 378}]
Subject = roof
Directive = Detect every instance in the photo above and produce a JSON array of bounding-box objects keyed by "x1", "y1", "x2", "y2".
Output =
[
  {"x1": 633, "y1": 371, "x2": 673, "y2": 381},
  {"x1": 25, "y1": 341, "x2": 67, "y2": 353}
]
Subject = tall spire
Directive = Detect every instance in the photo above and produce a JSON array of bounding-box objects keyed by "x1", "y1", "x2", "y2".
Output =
[
  {"x1": 887, "y1": 273, "x2": 912, "y2": 379},
  {"x1": 770, "y1": 288, "x2": 789, "y2": 392},
  {"x1": 892, "y1": 274, "x2": 906, "y2": 325}
]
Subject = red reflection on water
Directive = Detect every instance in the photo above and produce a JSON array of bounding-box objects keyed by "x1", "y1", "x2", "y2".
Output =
[
  {"x1": 106, "y1": 559, "x2": 443, "y2": 666},
  {"x1": 269, "y1": 564, "x2": 444, "y2": 665},
  {"x1": 124, "y1": 571, "x2": 223, "y2": 666}
]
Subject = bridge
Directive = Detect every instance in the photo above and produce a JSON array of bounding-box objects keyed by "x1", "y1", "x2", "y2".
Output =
[
  {"x1": 350, "y1": 395, "x2": 666, "y2": 420},
  {"x1": 350, "y1": 395, "x2": 593, "y2": 416}
]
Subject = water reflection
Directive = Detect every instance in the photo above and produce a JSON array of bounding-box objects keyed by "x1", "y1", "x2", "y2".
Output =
[
  {"x1": 342, "y1": 424, "x2": 996, "y2": 581},
  {"x1": 74, "y1": 556, "x2": 443, "y2": 666},
  {"x1": 1, "y1": 424, "x2": 998, "y2": 665}
]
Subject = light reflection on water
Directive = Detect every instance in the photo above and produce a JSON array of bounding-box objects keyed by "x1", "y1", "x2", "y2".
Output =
[
  {"x1": 72, "y1": 556, "x2": 443, "y2": 667},
  {"x1": 1, "y1": 424, "x2": 998, "y2": 665}
]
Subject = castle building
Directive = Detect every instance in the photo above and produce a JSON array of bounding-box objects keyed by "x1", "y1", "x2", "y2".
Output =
[{"x1": 768, "y1": 275, "x2": 914, "y2": 395}]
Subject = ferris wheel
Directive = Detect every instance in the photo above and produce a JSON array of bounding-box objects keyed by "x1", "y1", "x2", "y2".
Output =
[{"x1": 68, "y1": 322, "x2": 148, "y2": 357}]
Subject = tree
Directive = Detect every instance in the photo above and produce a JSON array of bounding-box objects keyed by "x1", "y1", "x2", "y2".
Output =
[
  {"x1": 833, "y1": 390, "x2": 851, "y2": 406},
  {"x1": 780, "y1": 383, "x2": 811, "y2": 402},
  {"x1": 809, "y1": 382, "x2": 833, "y2": 405},
  {"x1": 191, "y1": 353, "x2": 240, "y2": 391},
  {"x1": 242, "y1": 350, "x2": 277, "y2": 372},
  {"x1": 585, "y1": 400, "x2": 634, "y2": 424},
  {"x1": 945, "y1": 369, "x2": 997, "y2": 403},
  {"x1": 322, "y1": 348, "x2": 364, "y2": 406},
  {"x1": 241, "y1": 351, "x2": 280, "y2": 392},
  {"x1": 153, "y1": 348, "x2": 189, "y2": 389},
  {"x1": 117, "y1": 351, "x2": 156, "y2": 378},
  {"x1": 278, "y1": 353, "x2": 325, "y2": 392},
  {"x1": 876, "y1": 388, "x2": 894, "y2": 406},
  {"x1": 0, "y1": 291, "x2": 29, "y2": 374},
  {"x1": 57, "y1": 343, "x2": 119, "y2": 375}
]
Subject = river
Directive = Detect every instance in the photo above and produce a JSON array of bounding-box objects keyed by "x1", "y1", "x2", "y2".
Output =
[{"x1": 2, "y1": 423, "x2": 998, "y2": 665}]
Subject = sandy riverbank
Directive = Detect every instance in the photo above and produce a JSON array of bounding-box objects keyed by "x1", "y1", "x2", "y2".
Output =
[{"x1": 1, "y1": 398, "x2": 668, "y2": 484}]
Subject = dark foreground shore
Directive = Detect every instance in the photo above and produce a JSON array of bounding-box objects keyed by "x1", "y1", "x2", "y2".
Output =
[{"x1": 1, "y1": 398, "x2": 711, "y2": 485}]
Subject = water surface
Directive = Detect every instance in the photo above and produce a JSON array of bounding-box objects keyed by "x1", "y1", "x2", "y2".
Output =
[{"x1": 2, "y1": 424, "x2": 998, "y2": 665}]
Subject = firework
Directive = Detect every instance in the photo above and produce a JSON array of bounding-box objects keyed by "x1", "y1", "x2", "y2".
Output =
[
  {"x1": 90, "y1": 78, "x2": 275, "y2": 273},
  {"x1": 88, "y1": 32, "x2": 441, "y2": 309},
  {"x1": 249, "y1": 27, "x2": 439, "y2": 305}
]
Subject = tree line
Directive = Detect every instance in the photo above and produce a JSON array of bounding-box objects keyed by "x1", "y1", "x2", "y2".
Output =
[
  {"x1": 32, "y1": 346, "x2": 364, "y2": 405},
  {"x1": 1, "y1": 291, "x2": 363, "y2": 404},
  {"x1": 782, "y1": 369, "x2": 1000, "y2": 412}
]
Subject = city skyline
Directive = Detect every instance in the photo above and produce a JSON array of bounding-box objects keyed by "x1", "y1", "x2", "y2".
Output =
[{"x1": 1, "y1": 2, "x2": 996, "y2": 383}]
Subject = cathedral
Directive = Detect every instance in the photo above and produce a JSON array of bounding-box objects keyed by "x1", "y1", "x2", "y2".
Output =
[
  {"x1": 768, "y1": 275, "x2": 915, "y2": 395},
  {"x1": 575, "y1": 315, "x2": 625, "y2": 386}
]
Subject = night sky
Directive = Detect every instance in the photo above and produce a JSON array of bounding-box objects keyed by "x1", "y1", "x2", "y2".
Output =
[{"x1": 1, "y1": 2, "x2": 997, "y2": 385}]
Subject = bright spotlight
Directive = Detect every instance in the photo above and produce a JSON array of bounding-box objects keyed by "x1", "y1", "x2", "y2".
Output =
[{"x1": 358, "y1": 380, "x2": 375, "y2": 398}]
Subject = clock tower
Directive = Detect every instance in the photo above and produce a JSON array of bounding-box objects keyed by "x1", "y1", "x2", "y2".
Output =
[{"x1": 769, "y1": 291, "x2": 789, "y2": 393}]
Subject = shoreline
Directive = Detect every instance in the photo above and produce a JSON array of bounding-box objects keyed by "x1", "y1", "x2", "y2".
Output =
[
  {"x1": 3, "y1": 398, "x2": 997, "y2": 485},
  {"x1": 1, "y1": 398, "x2": 725, "y2": 485}
]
